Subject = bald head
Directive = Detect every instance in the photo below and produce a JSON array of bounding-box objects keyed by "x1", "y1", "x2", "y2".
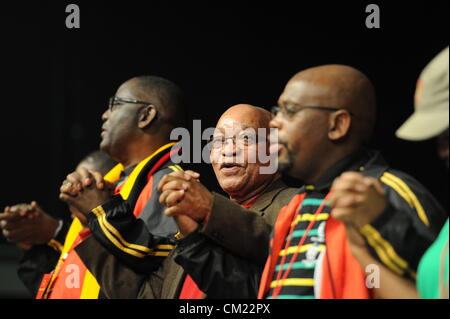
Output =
[
  {"x1": 217, "y1": 104, "x2": 272, "y2": 130},
  {"x1": 271, "y1": 65, "x2": 378, "y2": 183},
  {"x1": 124, "y1": 75, "x2": 186, "y2": 130},
  {"x1": 282, "y1": 64, "x2": 376, "y2": 144},
  {"x1": 101, "y1": 75, "x2": 185, "y2": 167},
  {"x1": 211, "y1": 104, "x2": 279, "y2": 204}
]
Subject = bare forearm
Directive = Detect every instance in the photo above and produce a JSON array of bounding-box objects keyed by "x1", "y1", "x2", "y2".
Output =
[{"x1": 352, "y1": 246, "x2": 419, "y2": 299}]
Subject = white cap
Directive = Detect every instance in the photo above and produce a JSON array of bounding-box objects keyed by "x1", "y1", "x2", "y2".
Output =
[{"x1": 396, "y1": 47, "x2": 449, "y2": 141}]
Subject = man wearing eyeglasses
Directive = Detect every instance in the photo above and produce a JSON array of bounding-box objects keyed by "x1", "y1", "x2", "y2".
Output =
[
  {"x1": 158, "y1": 104, "x2": 297, "y2": 298},
  {"x1": 68, "y1": 104, "x2": 296, "y2": 299},
  {"x1": 39, "y1": 75, "x2": 187, "y2": 299},
  {"x1": 171, "y1": 64, "x2": 446, "y2": 299},
  {"x1": 261, "y1": 65, "x2": 446, "y2": 299}
]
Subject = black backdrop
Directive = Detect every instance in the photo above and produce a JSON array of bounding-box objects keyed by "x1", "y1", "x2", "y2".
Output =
[{"x1": 0, "y1": 1, "x2": 448, "y2": 242}]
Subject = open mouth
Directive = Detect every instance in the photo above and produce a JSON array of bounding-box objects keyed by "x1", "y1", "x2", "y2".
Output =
[{"x1": 219, "y1": 163, "x2": 244, "y2": 174}]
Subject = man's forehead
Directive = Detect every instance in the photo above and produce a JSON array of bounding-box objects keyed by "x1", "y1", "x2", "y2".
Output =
[
  {"x1": 116, "y1": 81, "x2": 146, "y2": 100},
  {"x1": 215, "y1": 118, "x2": 257, "y2": 134},
  {"x1": 116, "y1": 83, "x2": 134, "y2": 97},
  {"x1": 279, "y1": 79, "x2": 330, "y2": 105}
]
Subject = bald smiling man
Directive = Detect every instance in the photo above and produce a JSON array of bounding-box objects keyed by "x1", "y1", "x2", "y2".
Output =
[
  {"x1": 172, "y1": 65, "x2": 446, "y2": 299},
  {"x1": 74, "y1": 104, "x2": 296, "y2": 299}
]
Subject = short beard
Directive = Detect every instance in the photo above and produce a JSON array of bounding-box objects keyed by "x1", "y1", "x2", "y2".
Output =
[{"x1": 277, "y1": 146, "x2": 294, "y2": 174}]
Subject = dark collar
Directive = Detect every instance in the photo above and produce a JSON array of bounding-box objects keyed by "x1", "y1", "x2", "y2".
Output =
[
  {"x1": 252, "y1": 179, "x2": 290, "y2": 212},
  {"x1": 299, "y1": 148, "x2": 388, "y2": 193}
]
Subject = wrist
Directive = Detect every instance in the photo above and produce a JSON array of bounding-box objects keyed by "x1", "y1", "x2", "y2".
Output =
[
  {"x1": 198, "y1": 192, "x2": 213, "y2": 225},
  {"x1": 199, "y1": 210, "x2": 211, "y2": 225},
  {"x1": 349, "y1": 241, "x2": 372, "y2": 266}
]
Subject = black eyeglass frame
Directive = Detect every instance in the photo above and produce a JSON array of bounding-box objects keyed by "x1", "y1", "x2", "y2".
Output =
[
  {"x1": 108, "y1": 96, "x2": 155, "y2": 112},
  {"x1": 271, "y1": 105, "x2": 355, "y2": 117}
]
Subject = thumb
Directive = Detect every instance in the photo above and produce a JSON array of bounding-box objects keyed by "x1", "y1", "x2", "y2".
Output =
[
  {"x1": 364, "y1": 177, "x2": 385, "y2": 195},
  {"x1": 184, "y1": 170, "x2": 201, "y2": 180},
  {"x1": 31, "y1": 201, "x2": 44, "y2": 217}
]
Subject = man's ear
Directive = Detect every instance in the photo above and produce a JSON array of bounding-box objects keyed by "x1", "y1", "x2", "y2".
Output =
[
  {"x1": 138, "y1": 106, "x2": 157, "y2": 129},
  {"x1": 328, "y1": 110, "x2": 352, "y2": 141}
]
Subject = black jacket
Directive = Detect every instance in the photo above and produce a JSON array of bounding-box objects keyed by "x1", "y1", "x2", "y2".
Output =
[{"x1": 174, "y1": 148, "x2": 448, "y2": 298}]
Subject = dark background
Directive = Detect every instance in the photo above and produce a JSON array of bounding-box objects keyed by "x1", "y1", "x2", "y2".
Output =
[{"x1": 0, "y1": 0, "x2": 448, "y2": 297}]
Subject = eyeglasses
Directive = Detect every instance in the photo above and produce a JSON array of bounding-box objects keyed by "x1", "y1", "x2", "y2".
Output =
[
  {"x1": 210, "y1": 133, "x2": 260, "y2": 150},
  {"x1": 271, "y1": 105, "x2": 354, "y2": 118},
  {"x1": 108, "y1": 96, "x2": 154, "y2": 112}
]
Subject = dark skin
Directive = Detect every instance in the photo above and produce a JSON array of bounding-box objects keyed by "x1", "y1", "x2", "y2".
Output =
[
  {"x1": 209, "y1": 105, "x2": 279, "y2": 205},
  {"x1": 328, "y1": 172, "x2": 419, "y2": 299},
  {"x1": 59, "y1": 78, "x2": 174, "y2": 219},
  {"x1": 99, "y1": 79, "x2": 159, "y2": 169},
  {"x1": 270, "y1": 64, "x2": 376, "y2": 185},
  {"x1": 157, "y1": 105, "x2": 280, "y2": 235},
  {"x1": 0, "y1": 160, "x2": 106, "y2": 249},
  {"x1": 269, "y1": 65, "x2": 418, "y2": 298},
  {"x1": 59, "y1": 167, "x2": 113, "y2": 214},
  {"x1": 329, "y1": 172, "x2": 387, "y2": 229},
  {"x1": 267, "y1": 65, "x2": 376, "y2": 245},
  {"x1": 0, "y1": 202, "x2": 58, "y2": 249},
  {"x1": 329, "y1": 127, "x2": 449, "y2": 299}
]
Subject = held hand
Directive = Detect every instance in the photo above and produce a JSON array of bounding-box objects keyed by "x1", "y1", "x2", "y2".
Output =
[
  {"x1": 0, "y1": 205, "x2": 32, "y2": 224},
  {"x1": 158, "y1": 170, "x2": 212, "y2": 223},
  {"x1": 60, "y1": 183, "x2": 113, "y2": 214},
  {"x1": 60, "y1": 167, "x2": 114, "y2": 197},
  {"x1": 157, "y1": 170, "x2": 201, "y2": 208},
  {"x1": 0, "y1": 202, "x2": 59, "y2": 246},
  {"x1": 59, "y1": 167, "x2": 115, "y2": 214},
  {"x1": 329, "y1": 172, "x2": 387, "y2": 229}
]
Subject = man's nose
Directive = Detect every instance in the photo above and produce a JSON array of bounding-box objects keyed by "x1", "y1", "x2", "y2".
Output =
[
  {"x1": 101, "y1": 109, "x2": 109, "y2": 122},
  {"x1": 222, "y1": 138, "x2": 238, "y2": 157},
  {"x1": 269, "y1": 113, "x2": 282, "y2": 129}
]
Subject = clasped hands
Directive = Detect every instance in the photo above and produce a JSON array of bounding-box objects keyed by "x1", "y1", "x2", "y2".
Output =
[
  {"x1": 329, "y1": 171, "x2": 387, "y2": 252},
  {"x1": 59, "y1": 167, "x2": 115, "y2": 215},
  {"x1": 58, "y1": 168, "x2": 387, "y2": 247},
  {"x1": 0, "y1": 202, "x2": 58, "y2": 250},
  {"x1": 59, "y1": 167, "x2": 213, "y2": 237},
  {"x1": 157, "y1": 170, "x2": 213, "y2": 236}
]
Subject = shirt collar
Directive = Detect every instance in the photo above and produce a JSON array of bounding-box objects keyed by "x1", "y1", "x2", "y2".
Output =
[{"x1": 301, "y1": 148, "x2": 382, "y2": 193}]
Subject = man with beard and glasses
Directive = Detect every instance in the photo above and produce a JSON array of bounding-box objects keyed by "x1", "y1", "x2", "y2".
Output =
[{"x1": 329, "y1": 47, "x2": 449, "y2": 299}]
